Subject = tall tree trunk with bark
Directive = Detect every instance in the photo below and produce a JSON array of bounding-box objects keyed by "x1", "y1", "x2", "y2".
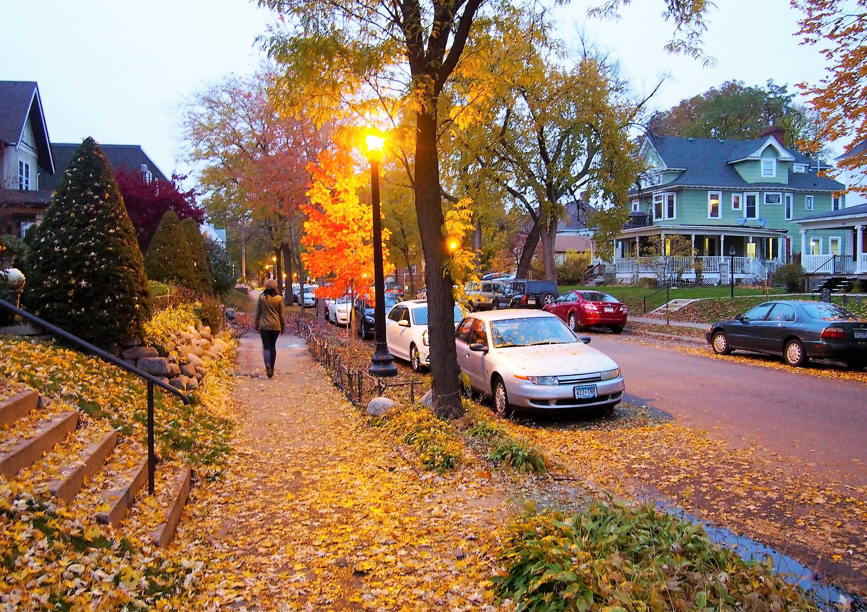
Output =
[
  {"x1": 515, "y1": 221, "x2": 541, "y2": 278},
  {"x1": 415, "y1": 108, "x2": 463, "y2": 418},
  {"x1": 282, "y1": 243, "x2": 293, "y2": 305},
  {"x1": 539, "y1": 217, "x2": 558, "y2": 282}
]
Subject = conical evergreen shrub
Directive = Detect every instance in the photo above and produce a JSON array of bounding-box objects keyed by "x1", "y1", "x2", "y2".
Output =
[
  {"x1": 25, "y1": 137, "x2": 151, "y2": 346},
  {"x1": 144, "y1": 211, "x2": 197, "y2": 290},
  {"x1": 180, "y1": 217, "x2": 214, "y2": 295}
]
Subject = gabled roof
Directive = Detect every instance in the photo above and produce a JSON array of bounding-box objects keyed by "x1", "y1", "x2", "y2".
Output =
[
  {"x1": 0, "y1": 81, "x2": 55, "y2": 173},
  {"x1": 41, "y1": 142, "x2": 169, "y2": 192},
  {"x1": 836, "y1": 140, "x2": 867, "y2": 162},
  {"x1": 725, "y1": 136, "x2": 796, "y2": 164},
  {"x1": 635, "y1": 135, "x2": 843, "y2": 193}
]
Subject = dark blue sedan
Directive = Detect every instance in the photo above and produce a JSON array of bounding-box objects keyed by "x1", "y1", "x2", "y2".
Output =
[{"x1": 706, "y1": 300, "x2": 867, "y2": 369}]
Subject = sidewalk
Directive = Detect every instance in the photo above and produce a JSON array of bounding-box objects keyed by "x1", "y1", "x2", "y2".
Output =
[
  {"x1": 180, "y1": 330, "x2": 511, "y2": 611},
  {"x1": 628, "y1": 316, "x2": 708, "y2": 330}
]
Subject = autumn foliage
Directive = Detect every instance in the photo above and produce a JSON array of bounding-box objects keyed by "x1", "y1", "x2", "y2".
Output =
[{"x1": 301, "y1": 148, "x2": 392, "y2": 300}]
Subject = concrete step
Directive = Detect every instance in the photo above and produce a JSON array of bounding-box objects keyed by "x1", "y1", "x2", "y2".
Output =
[
  {"x1": 152, "y1": 466, "x2": 192, "y2": 547},
  {"x1": 96, "y1": 458, "x2": 148, "y2": 527},
  {"x1": 0, "y1": 410, "x2": 79, "y2": 478},
  {"x1": 48, "y1": 430, "x2": 118, "y2": 502},
  {"x1": 648, "y1": 298, "x2": 700, "y2": 316},
  {"x1": 0, "y1": 389, "x2": 39, "y2": 427}
]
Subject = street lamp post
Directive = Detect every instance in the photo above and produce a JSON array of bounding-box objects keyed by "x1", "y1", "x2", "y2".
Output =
[
  {"x1": 366, "y1": 132, "x2": 398, "y2": 378},
  {"x1": 729, "y1": 246, "x2": 736, "y2": 299}
]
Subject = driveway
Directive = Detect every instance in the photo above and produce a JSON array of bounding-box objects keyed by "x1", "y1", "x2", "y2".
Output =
[{"x1": 590, "y1": 335, "x2": 867, "y2": 487}]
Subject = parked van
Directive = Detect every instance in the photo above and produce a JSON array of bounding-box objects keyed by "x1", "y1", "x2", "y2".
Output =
[{"x1": 465, "y1": 280, "x2": 506, "y2": 311}]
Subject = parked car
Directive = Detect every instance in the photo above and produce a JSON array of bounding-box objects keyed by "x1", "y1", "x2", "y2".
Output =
[
  {"x1": 386, "y1": 299, "x2": 466, "y2": 371},
  {"x1": 491, "y1": 279, "x2": 558, "y2": 310},
  {"x1": 465, "y1": 280, "x2": 506, "y2": 312},
  {"x1": 455, "y1": 310, "x2": 625, "y2": 415},
  {"x1": 294, "y1": 284, "x2": 318, "y2": 308},
  {"x1": 707, "y1": 300, "x2": 867, "y2": 369},
  {"x1": 327, "y1": 295, "x2": 353, "y2": 326},
  {"x1": 543, "y1": 290, "x2": 627, "y2": 333},
  {"x1": 353, "y1": 293, "x2": 402, "y2": 339}
]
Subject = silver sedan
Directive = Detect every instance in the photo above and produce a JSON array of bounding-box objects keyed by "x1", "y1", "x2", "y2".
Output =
[{"x1": 455, "y1": 310, "x2": 625, "y2": 416}]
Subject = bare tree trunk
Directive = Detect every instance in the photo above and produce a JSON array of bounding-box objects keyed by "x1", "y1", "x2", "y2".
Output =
[
  {"x1": 539, "y1": 218, "x2": 558, "y2": 282},
  {"x1": 275, "y1": 246, "x2": 284, "y2": 294},
  {"x1": 516, "y1": 221, "x2": 541, "y2": 279},
  {"x1": 415, "y1": 108, "x2": 462, "y2": 418},
  {"x1": 282, "y1": 243, "x2": 293, "y2": 305},
  {"x1": 316, "y1": 276, "x2": 327, "y2": 323}
]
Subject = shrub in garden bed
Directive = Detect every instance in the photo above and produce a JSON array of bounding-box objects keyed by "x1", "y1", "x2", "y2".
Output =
[
  {"x1": 493, "y1": 501, "x2": 822, "y2": 611},
  {"x1": 372, "y1": 406, "x2": 463, "y2": 472},
  {"x1": 465, "y1": 412, "x2": 546, "y2": 473}
]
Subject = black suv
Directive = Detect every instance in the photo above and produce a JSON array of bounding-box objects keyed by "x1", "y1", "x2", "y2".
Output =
[
  {"x1": 352, "y1": 293, "x2": 401, "y2": 339},
  {"x1": 492, "y1": 279, "x2": 558, "y2": 309}
]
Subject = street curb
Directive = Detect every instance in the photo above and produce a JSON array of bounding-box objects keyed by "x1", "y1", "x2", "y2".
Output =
[{"x1": 625, "y1": 327, "x2": 707, "y2": 345}]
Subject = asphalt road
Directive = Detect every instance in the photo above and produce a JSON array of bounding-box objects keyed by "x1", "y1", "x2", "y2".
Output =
[{"x1": 590, "y1": 335, "x2": 867, "y2": 487}]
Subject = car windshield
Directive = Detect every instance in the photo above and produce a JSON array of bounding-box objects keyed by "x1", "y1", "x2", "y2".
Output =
[
  {"x1": 490, "y1": 317, "x2": 576, "y2": 348},
  {"x1": 358, "y1": 294, "x2": 400, "y2": 310},
  {"x1": 580, "y1": 291, "x2": 619, "y2": 303},
  {"x1": 800, "y1": 303, "x2": 859, "y2": 321},
  {"x1": 412, "y1": 305, "x2": 464, "y2": 325}
]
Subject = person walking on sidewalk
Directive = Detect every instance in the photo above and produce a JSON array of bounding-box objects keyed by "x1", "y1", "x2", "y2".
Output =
[{"x1": 255, "y1": 279, "x2": 285, "y2": 378}]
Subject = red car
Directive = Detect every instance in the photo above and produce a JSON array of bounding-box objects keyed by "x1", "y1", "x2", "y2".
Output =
[{"x1": 543, "y1": 290, "x2": 627, "y2": 333}]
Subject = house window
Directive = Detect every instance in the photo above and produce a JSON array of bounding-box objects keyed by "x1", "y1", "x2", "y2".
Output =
[
  {"x1": 732, "y1": 193, "x2": 742, "y2": 211},
  {"x1": 745, "y1": 193, "x2": 759, "y2": 219},
  {"x1": 664, "y1": 193, "x2": 676, "y2": 219},
  {"x1": 631, "y1": 200, "x2": 639, "y2": 212},
  {"x1": 18, "y1": 161, "x2": 30, "y2": 190},
  {"x1": 708, "y1": 191, "x2": 721, "y2": 219},
  {"x1": 785, "y1": 194, "x2": 793, "y2": 220},
  {"x1": 830, "y1": 236, "x2": 841, "y2": 256},
  {"x1": 805, "y1": 195, "x2": 814, "y2": 211},
  {"x1": 764, "y1": 193, "x2": 781, "y2": 206},
  {"x1": 140, "y1": 164, "x2": 153, "y2": 184},
  {"x1": 810, "y1": 238, "x2": 821, "y2": 255},
  {"x1": 832, "y1": 195, "x2": 841, "y2": 211},
  {"x1": 762, "y1": 158, "x2": 776, "y2": 178},
  {"x1": 653, "y1": 195, "x2": 663, "y2": 221},
  {"x1": 793, "y1": 164, "x2": 806, "y2": 174}
]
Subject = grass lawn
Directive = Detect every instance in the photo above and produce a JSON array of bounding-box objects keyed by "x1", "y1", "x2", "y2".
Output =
[{"x1": 561, "y1": 284, "x2": 782, "y2": 315}]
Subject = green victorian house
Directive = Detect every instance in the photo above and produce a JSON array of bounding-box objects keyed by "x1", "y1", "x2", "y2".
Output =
[{"x1": 614, "y1": 129, "x2": 849, "y2": 284}]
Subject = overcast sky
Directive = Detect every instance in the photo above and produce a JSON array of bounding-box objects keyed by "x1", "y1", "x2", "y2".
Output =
[{"x1": 1, "y1": 0, "x2": 833, "y2": 181}]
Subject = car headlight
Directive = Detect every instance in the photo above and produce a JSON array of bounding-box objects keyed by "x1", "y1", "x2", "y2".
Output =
[
  {"x1": 515, "y1": 375, "x2": 559, "y2": 385},
  {"x1": 422, "y1": 329, "x2": 429, "y2": 346},
  {"x1": 599, "y1": 368, "x2": 621, "y2": 381},
  {"x1": 365, "y1": 315, "x2": 375, "y2": 323}
]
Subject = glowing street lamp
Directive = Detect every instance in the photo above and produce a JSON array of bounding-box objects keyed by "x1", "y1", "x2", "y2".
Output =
[{"x1": 364, "y1": 129, "x2": 397, "y2": 377}]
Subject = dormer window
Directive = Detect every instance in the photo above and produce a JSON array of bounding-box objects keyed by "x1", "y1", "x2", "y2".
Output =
[
  {"x1": 761, "y1": 159, "x2": 776, "y2": 178},
  {"x1": 140, "y1": 163, "x2": 153, "y2": 183},
  {"x1": 793, "y1": 164, "x2": 806, "y2": 174},
  {"x1": 18, "y1": 161, "x2": 31, "y2": 190}
]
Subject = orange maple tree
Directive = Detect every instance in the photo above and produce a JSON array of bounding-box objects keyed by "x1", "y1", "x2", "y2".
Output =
[
  {"x1": 301, "y1": 148, "x2": 392, "y2": 303},
  {"x1": 793, "y1": 0, "x2": 867, "y2": 192}
]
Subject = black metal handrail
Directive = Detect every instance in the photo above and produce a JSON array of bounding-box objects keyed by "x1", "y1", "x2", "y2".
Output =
[
  {"x1": 582, "y1": 262, "x2": 603, "y2": 285},
  {"x1": 642, "y1": 286, "x2": 670, "y2": 313},
  {"x1": 0, "y1": 298, "x2": 189, "y2": 495}
]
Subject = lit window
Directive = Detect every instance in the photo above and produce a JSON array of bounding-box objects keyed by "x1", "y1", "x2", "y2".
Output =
[
  {"x1": 805, "y1": 195, "x2": 814, "y2": 211},
  {"x1": 762, "y1": 159, "x2": 776, "y2": 178},
  {"x1": 810, "y1": 238, "x2": 821, "y2": 255},
  {"x1": 18, "y1": 161, "x2": 30, "y2": 190},
  {"x1": 708, "y1": 191, "x2": 721, "y2": 219},
  {"x1": 731, "y1": 193, "x2": 742, "y2": 211}
]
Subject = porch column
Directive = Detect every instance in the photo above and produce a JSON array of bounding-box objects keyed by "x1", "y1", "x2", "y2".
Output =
[
  {"x1": 635, "y1": 236, "x2": 639, "y2": 258},
  {"x1": 720, "y1": 234, "x2": 725, "y2": 256},
  {"x1": 857, "y1": 225, "x2": 864, "y2": 274},
  {"x1": 801, "y1": 229, "x2": 807, "y2": 259}
]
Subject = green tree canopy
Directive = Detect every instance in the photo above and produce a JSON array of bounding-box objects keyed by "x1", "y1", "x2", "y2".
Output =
[
  {"x1": 180, "y1": 217, "x2": 215, "y2": 295},
  {"x1": 648, "y1": 80, "x2": 824, "y2": 154},
  {"x1": 145, "y1": 211, "x2": 197, "y2": 291},
  {"x1": 24, "y1": 137, "x2": 151, "y2": 346}
]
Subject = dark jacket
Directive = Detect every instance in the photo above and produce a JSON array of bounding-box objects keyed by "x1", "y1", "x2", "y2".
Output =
[{"x1": 255, "y1": 291, "x2": 286, "y2": 332}]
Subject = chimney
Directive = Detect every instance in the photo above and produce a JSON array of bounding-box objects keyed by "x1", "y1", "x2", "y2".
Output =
[{"x1": 762, "y1": 126, "x2": 786, "y2": 146}]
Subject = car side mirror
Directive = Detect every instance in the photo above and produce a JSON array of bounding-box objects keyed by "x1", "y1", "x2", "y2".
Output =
[
  {"x1": 398, "y1": 319, "x2": 410, "y2": 327},
  {"x1": 469, "y1": 342, "x2": 488, "y2": 353},
  {"x1": 734, "y1": 314, "x2": 743, "y2": 322},
  {"x1": 580, "y1": 336, "x2": 591, "y2": 344}
]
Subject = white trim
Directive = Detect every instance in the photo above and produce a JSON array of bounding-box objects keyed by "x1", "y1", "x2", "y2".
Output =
[
  {"x1": 652, "y1": 194, "x2": 663, "y2": 221},
  {"x1": 631, "y1": 199, "x2": 639, "y2": 212},
  {"x1": 761, "y1": 158, "x2": 776, "y2": 178},
  {"x1": 784, "y1": 193, "x2": 793, "y2": 220},
  {"x1": 793, "y1": 163, "x2": 807, "y2": 174},
  {"x1": 664, "y1": 192, "x2": 676, "y2": 220},
  {"x1": 745, "y1": 192, "x2": 759, "y2": 220},
  {"x1": 805, "y1": 194, "x2": 814, "y2": 211},
  {"x1": 829, "y1": 236, "x2": 842, "y2": 256},
  {"x1": 832, "y1": 195, "x2": 842, "y2": 211},
  {"x1": 18, "y1": 160, "x2": 31, "y2": 190},
  {"x1": 708, "y1": 191, "x2": 722, "y2": 219},
  {"x1": 731, "y1": 193, "x2": 742, "y2": 211},
  {"x1": 810, "y1": 237, "x2": 822, "y2": 255},
  {"x1": 763, "y1": 192, "x2": 782, "y2": 206}
]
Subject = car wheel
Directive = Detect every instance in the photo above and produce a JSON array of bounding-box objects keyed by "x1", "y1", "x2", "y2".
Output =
[
  {"x1": 711, "y1": 331, "x2": 732, "y2": 355},
  {"x1": 542, "y1": 293, "x2": 555, "y2": 307},
  {"x1": 568, "y1": 313, "x2": 578, "y2": 332},
  {"x1": 492, "y1": 376, "x2": 514, "y2": 418},
  {"x1": 611, "y1": 325, "x2": 624, "y2": 334},
  {"x1": 410, "y1": 344, "x2": 422, "y2": 372},
  {"x1": 846, "y1": 359, "x2": 867, "y2": 371},
  {"x1": 784, "y1": 339, "x2": 808, "y2": 367}
]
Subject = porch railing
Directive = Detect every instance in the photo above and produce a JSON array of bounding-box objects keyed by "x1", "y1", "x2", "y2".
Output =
[{"x1": 801, "y1": 255, "x2": 856, "y2": 275}]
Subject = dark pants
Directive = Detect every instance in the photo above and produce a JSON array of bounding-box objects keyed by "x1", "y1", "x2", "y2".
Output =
[{"x1": 260, "y1": 330, "x2": 280, "y2": 369}]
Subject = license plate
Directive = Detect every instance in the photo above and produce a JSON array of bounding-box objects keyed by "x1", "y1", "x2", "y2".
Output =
[
  {"x1": 574, "y1": 384, "x2": 597, "y2": 399},
  {"x1": 528, "y1": 298, "x2": 536, "y2": 305},
  {"x1": 604, "y1": 307, "x2": 614, "y2": 313},
  {"x1": 855, "y1": 329, "x2": 867, "y2": 339}
]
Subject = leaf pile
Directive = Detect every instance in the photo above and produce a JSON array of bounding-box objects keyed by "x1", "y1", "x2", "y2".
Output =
[
  {"x1": 465, "y1": 411, "x2": 546, "y2": 473},
  {"x1": 493, "y1": 501, "x2": 823, "y2": 612},
  {"x1": 374, "y1": 405, "x2": 464, "y2": 472}
]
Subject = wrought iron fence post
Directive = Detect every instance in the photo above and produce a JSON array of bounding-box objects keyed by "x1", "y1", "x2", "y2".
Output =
[{"x1": 147, "y1": 380, "x2": 155, "y2": 495}]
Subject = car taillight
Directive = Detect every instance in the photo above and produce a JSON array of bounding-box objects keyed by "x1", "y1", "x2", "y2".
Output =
[
  {"x1": 583, "y1": 303, "x2": 598, "y2": 311},
  {"x1": 522, "y1": 295, "x2": 528, "y2": 304},
  {"x1": 821, "y1": 327, "x2": 846, "y2": 339}
]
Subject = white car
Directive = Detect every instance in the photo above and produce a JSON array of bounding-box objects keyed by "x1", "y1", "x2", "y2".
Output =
[
  {"x1": 294, "y1": 285, "x2": 318, "y2": 308},
  {"x1": 455, "y1": 310, "x2": 625, "y2": 416},
  {"x1": 328, "y1": 296, "x2": 353, "y2": 326},
  {"x1": 386, "y1": 299, "x2": 465, "y2": 372}
]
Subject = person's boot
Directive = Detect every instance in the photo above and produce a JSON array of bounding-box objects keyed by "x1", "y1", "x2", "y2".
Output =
[{"x1": 266, "y1": 366, "x2": 274, "y2": 378}]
